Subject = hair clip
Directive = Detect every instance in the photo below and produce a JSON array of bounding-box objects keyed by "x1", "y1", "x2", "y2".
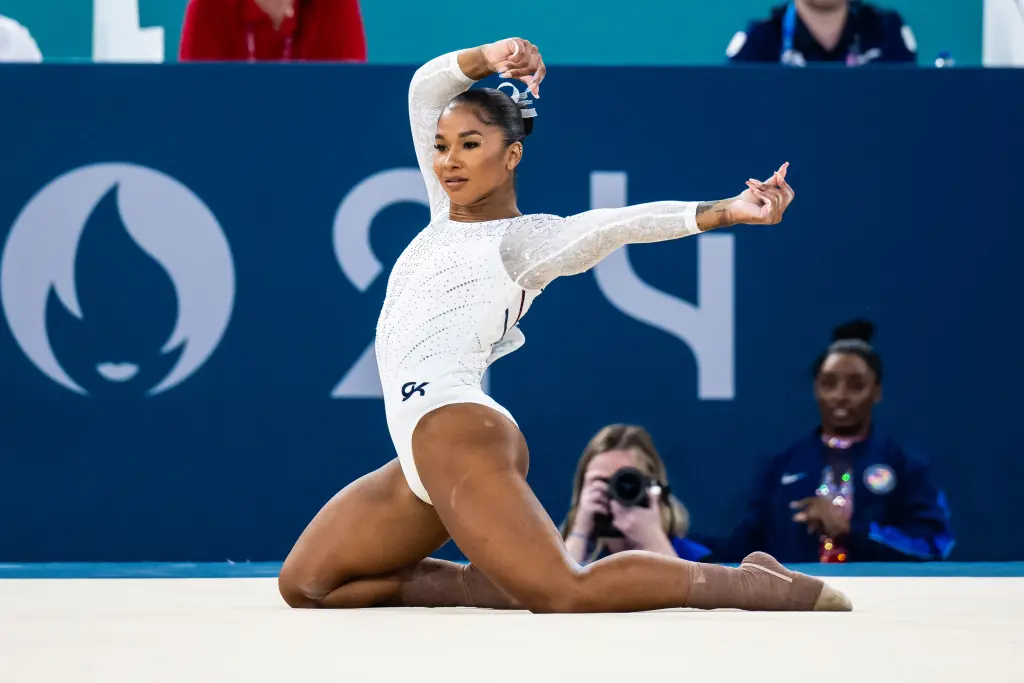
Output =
[{"x1": 497, "y1": 82, "x2": 537, "y2": 119}]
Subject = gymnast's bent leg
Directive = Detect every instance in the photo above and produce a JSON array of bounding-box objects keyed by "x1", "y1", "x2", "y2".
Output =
[
  {"x1": 278, "y1": 458, "x2": 520, "y2": 609},
  {"x1": 411, "y1": 403, "x2": 852, "y2": 614}
]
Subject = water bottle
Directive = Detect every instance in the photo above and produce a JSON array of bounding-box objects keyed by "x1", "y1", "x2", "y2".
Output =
[{"x1": 935, "y1": 51, "x2": 956, "y2": 68}]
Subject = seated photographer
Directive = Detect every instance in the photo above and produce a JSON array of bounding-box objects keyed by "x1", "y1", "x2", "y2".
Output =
[
  {"x1": 560, "y1": 424, "x2": 710, "y2": 564},
  {"x1": 691, "y1": 320, "x2": 955, "y2": 564}
]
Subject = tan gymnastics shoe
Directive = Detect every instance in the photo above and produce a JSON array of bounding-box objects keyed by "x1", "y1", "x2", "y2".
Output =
[{"x1": 740, "y1": 551, "x2": 854, "y2": 612}]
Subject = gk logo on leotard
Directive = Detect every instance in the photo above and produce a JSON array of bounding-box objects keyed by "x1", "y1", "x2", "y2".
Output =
[{"x1": 401, "y1": 382, "x2": 429, "y2": 401}]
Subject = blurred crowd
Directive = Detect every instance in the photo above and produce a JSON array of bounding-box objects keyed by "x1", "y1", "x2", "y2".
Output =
[
  {"x1": 178, "y1": 0, "x2": 366, "y2": 62},
  {"x1": 3, "y1": 0, "x2": 1020, "y2": 66},
  {"x1": 726, "y1": 0, "x2": 917, "y2": 65},
  {"x1": 0, "y1": 0, "x2": 369, "y2": 63}
]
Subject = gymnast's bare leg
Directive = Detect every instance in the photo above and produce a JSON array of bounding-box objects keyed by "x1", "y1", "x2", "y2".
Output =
[
  {"x1": 276, "y1": 413, "x2": 849, "y2": 613},
  {"x1": 410, "y1": 403, "x2": 852, "y2": 614},
  {"x1": 278, "y1": 458, "x2": 520, "y2": 609}
]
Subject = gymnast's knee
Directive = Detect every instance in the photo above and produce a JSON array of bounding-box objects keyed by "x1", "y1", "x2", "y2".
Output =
[
  {"x1": 278, "y1": 570, "x2": 321, "y2": 608},
  {"x1": 277, "y1": 565, "x2": 349, "y2": 609}
]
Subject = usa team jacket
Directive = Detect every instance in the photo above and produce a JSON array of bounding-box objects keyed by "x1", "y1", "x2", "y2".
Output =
[{"x1": 690, "y1": 430, "x2": 955, "y2": 563}]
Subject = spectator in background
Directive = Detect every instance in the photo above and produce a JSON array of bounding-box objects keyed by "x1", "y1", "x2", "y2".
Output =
[
  {"x1": 179, "y1": 0, "x2": 366, "y2": 62},
  {"x1": 0, "y1": 14, "x2": 42, "y2": 62},
  {"x1": 726, "y1": 0, "x2": 917, "y2": 66},
  {"x1": 691, "y1": 320, "x2": 954, "y2": 564},
  {"x1": 560, "y1": 424, "x2": 710, "y2": 564}
]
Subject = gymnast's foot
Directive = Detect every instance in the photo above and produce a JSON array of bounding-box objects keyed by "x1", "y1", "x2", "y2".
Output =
[{"x1": 740, "y1": 551, "x2": 853, "y2": 612}]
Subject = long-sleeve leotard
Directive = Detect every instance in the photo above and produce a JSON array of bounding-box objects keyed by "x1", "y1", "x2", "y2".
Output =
[
  {"x1": 383, "y1": 49, "x2": 718, "y2": 504},
  {"x1": 407, "y1": 52, "x2": 702, "y2": 293}
]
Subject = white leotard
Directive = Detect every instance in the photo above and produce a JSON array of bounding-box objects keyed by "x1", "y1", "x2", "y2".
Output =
[{"x1": 377, "y1": 51, "x2": 703, "y2": 503}]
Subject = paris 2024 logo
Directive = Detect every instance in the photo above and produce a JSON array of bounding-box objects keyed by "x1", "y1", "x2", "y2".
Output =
[{"x1": 1, "y1": 163, "x2": 235, "y2": 396}]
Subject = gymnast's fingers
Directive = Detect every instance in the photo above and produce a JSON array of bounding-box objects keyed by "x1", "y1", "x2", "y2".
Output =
[{"x1": 777, "y1": 174, "x2": 795, "y2": 202}]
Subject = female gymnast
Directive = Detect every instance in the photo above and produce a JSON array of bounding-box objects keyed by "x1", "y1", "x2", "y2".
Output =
[{"x1": 278, "y1": 37, "x2": 852, "y2": 613}]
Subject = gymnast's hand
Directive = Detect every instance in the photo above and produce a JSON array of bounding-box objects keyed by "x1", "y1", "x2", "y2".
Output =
[
  {"x1": 482, "y1": 38, "x2": 547, "y2": 98},
  {"x1": 731, "y1": 163, "x2": 796, "y2": 225}
]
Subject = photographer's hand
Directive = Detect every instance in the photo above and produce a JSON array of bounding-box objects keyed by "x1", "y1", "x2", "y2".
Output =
[
  {"x1": 566, "y1": 471, "x2": 610, "y2": 563},
  {"x1": 610, "y1": 490, "x2": 677, "y2": 558}
]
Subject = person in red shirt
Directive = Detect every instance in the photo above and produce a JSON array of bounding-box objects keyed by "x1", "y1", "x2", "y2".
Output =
[{"x1": 179, "y1": 0, "x2": 367, "y2": 62}]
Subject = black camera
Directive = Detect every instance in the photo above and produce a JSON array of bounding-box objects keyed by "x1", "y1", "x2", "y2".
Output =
[{"x1": 592, "y1": 466, "x2": 658, "y2": 539}]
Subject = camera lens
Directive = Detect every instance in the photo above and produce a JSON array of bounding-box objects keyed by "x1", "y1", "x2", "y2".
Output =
[{"x1": 609, "y1": 467, "x2": 648, "y2": 506}]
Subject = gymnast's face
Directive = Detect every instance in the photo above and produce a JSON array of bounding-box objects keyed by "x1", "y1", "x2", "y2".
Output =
[
  {"x1": 814, "y1": 353, "x2": 880, "y2": 436},
  {"x1": 433, "y1": 103, "x2": 522, "y2": 206}
]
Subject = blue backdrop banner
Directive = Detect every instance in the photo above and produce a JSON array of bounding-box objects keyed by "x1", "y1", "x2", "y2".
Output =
[{"x1": 0, "y1": 64, "x2": 1021, "y2": 563}]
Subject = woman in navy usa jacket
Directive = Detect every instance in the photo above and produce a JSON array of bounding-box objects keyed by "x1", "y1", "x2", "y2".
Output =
[{"x1": 692, "y1": 321, "x2": 955, "y2": 564}]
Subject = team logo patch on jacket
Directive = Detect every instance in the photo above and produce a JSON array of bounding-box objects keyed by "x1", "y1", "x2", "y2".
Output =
[{"x1": 864, "y1": 465, "x2": 897, "y2": 494}]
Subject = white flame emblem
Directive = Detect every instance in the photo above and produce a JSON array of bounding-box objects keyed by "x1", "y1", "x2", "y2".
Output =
[{"x1": 1, "y1": 163, "x2": 235, "y2": 396}]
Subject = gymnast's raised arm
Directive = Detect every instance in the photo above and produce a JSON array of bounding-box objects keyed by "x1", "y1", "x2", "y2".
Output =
[
  {"x1": 509, "y1": 164, "x2": 796, "y2": 291},
  {"x1": 408, "y1": 39, "x2": 547, "y2": 221}
]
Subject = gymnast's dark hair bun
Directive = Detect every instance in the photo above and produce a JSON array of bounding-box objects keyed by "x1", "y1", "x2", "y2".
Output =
[
  {"x1": 522, "y1": 114, "x2": 535, "y2": 138},
  {"x1": 449, "y1": 83, "x2": 537, "y2": 146},
  {"x1": 832, "y1": 319, "x2": 875, "y2": 344}
]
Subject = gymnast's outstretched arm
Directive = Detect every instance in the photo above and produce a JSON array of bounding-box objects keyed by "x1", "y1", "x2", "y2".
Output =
[{"x1": 509, "y1": 165, "x2": 795, "y2": 291}]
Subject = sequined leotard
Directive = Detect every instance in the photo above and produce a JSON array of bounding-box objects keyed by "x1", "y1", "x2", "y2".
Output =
[{"x1": 378, "y1": 51, "x2": 703, "y2": 503}]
